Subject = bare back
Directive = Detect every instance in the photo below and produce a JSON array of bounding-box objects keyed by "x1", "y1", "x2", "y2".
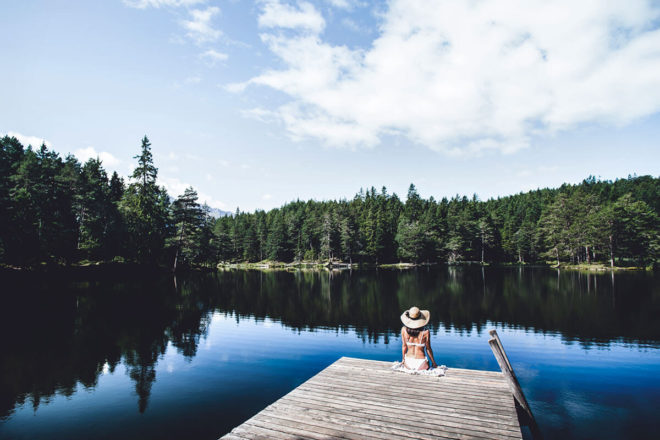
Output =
[{"x1": 401, "y1": 327, "x2": 428, "y2": 359}]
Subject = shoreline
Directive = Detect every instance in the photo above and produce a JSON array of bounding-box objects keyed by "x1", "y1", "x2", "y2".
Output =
[
  {"x1": 216, "y1": 260, "x2": 654, "y2": 272},
  {"x1": 0, "y1": 260, "x2": 215, "y2": 277},
  {"x1": 1, "y1": 260, "x2": 654, "y2": 276}
]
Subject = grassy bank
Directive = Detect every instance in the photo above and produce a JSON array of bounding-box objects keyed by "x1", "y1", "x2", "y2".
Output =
[
  {"x1": 217, "y1": 260, "x2": 357, "y2": 271},
  {"x1": 216, "y1": 260, "x2": 657, "y2": 272},
  {"x1": 217, "y1": 260, "x2": 436, "y2": 270},
  {"x1": 553, "y1": 263, "x2": 653, "y2": 271}
]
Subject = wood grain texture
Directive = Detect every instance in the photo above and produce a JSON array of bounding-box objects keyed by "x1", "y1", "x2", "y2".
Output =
[{"x1": 219, "y1": 357, "x2": 522, "y2": 440}]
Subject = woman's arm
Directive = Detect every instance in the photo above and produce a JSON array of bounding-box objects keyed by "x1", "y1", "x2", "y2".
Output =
[
  {"x1": 425, "y1": 330, "x2": 438, "y2": 368},
  {"x1": 401, "y1": 327, "x2": 408, "y2": 362}
]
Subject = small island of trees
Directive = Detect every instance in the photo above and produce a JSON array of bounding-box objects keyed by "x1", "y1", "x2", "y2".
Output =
[{"x1": 1, "y1": 135, "x2": 658, "y2": 271}]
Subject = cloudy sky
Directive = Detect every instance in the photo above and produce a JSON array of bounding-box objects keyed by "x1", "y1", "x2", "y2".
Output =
[{"x1": 2, "y1": 0, "x2": 659, "y2": 211}]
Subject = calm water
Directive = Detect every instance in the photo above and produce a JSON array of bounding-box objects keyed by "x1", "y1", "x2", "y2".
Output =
[{"x1": 1, "y1": 267, "x2": 659, "y2": 440}]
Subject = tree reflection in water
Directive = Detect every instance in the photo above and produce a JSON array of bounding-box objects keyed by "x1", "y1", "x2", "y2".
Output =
[{"x1": 0, "y1": 267, "x2": 658, "y2": 420}]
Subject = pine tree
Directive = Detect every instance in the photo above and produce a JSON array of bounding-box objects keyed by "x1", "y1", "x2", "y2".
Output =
[
  {"x1": 171, "y1": 187, "x2": 204, "y2": 271},
  {"x1": 242, "y1": 220, "x2": 259, "y2": 262},
  {"x1": 395, "y1": 219, "x2": 425, "y2": 262},
  {"x1": 319, "y1": 212, "x2": 335, "y2": 261},
  {"x1": 120, "y1": 136, "x2": 169, "y2": 264},
  {"x1": 106, "y1": 172, "x2": 126, "y2": 258},
  {"x1": 133, "y1": 136, "x2": 157, "y2": 189},
  {"x1": 477, "y1": 217, "x2": 495, "y2": 264},
  {"x1": 404, "y1": 184, "x2": 423, "y2": 222},
  {"x1": 607, "y1": 194, "x2": 660, "y2": 266},
  {"x1": 339, "y1": 215, "x2": 357, "y2": 264},
  {"x1": 0, "y1": 136, "x2": 27, "y2": 262},
  {"x1": 76, "y1": 158, "x2": 111, "y2": 258},
  {"x1": 196, "y1": 203, "x2": 217, "y2": 266},
  {"x1": 266, "y1": 210, "x2": 287, "y2": 261},
  {"x1": 539, "y1": 192, "x2": 571, "y2": 266}
]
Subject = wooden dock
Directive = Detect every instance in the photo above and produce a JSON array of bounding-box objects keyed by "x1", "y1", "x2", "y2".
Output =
[{"x1": 220, "y1": 357, "x2": 523, "y2": 440}]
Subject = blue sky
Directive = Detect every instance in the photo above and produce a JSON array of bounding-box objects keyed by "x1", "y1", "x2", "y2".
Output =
[{"x1": 2, "y1": 0, "x2": 659, "y2": 212}]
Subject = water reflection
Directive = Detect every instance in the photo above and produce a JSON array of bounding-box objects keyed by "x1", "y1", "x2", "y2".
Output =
[
  {"x1": 205, "y1": 268, "x2": 659, "y2": 345},
  {"x1": 0, "y1": 267, "x2": 658, "y2": 421},
  {"x1": 0, "y1": 275, "x2": 209, "y2": 419}
]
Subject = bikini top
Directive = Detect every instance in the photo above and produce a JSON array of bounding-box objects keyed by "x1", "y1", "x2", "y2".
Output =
[
  {"x1": 405, "y1": 332, "x2": 426, "y2": 347},
  {"x1": 406, "y1": 341, "x2": 425, "y2": 347}
]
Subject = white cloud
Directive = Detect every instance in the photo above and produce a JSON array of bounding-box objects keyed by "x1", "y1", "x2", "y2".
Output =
[
  {"x1": 123, "y1": 0, "x2": 206, "y2": 9},
  {"x1": 182, "y1": 6, "x2": 222, "y2": 44},
  {"x1": 200, "y1": 49, "x2": 228, "y2": 65},
  {"x1": 262, "y1": 193, "x2": 272, "y2": 200},
  {"x1": 233, "y1": 0, "x2": 660, "y2": 155},
  {"x1": 74, "y1": 147, "x2": 121, "y2": 168},
  {"x1": 161, "y1": 177, "x2": 189, "y2": 198},
  {"x1": 224, "y1": 81, "x2": 249, "y2": 93},
  {"x1": 258, "y1": 0, "x2": 325, "y2": 33},
  {"x1": 5, "y1": 131, "x2": 52, "y2": 149},
  {"x1": 160, "y1": 176, "x2": 227, "y2": 209},
  {"x1": 239, "y1": 107, "x2": 278, "y2": 123},
  {"x1": 125, "y1": 0, "x2": 225, "y2": 48}
]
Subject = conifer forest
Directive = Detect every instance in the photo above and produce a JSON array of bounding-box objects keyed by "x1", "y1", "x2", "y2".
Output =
[{"x1": 1, "y1": 135, "x2": 658, "y2": 269}]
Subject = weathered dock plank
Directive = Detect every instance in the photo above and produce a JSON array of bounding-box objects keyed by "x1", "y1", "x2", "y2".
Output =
[{"x1": 220, "y1": 357, "x2": 523, "y2": 440}]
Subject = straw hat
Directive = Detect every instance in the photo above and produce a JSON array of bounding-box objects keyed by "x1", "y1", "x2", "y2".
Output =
[{"x1": 400, "y1": 306, "x2": 430, "y2": 329}]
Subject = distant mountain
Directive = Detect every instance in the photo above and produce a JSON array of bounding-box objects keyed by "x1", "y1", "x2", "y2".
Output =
[{"x1": 208, "y1": 207, "x2": 231, "y2": 218}]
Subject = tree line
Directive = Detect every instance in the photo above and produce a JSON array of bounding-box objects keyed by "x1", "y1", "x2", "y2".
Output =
[
  {"x1": 0, "y1": 135, "x2": 214, "y2": 269},
  {"x1": 1, "y1": 134, "x2": 658, "y2": 268},
  {"x1": 217, "y1": 176, "x2": 659, "y2": 267}
]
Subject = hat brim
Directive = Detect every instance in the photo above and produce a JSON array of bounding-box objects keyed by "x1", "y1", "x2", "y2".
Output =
[{"x1": 400, "y1": 309, "x2": 430, "y2": 328}]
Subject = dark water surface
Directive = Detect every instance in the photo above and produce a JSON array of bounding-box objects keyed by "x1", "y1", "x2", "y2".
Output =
[{"x1": 1, "y1": 267, "x2": 659, "y2": 440}]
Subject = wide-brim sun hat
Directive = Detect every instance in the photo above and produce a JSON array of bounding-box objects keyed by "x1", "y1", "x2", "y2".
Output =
[{"x1": 400, "y1": 306, "x2": 430, "y2": 329}]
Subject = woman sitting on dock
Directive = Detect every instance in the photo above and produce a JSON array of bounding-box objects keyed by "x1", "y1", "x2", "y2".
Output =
[{"x1": 400, "y1": 306, "x2": 439, "y2": 371}]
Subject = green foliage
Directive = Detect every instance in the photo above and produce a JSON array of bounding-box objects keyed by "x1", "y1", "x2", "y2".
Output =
[
  {"x1": 76, "y1": 157, "x2": 123, "y2": 259},
  {"x1": 395, "y1": 219, "x2": 426, "y2": 262},
  {"x1": 0, "y1": 135, "x2": 214, "y2": 269},
  {"x1": 2, "y1": 141, "x2": 78, "y2": 264},
  {"x1": 608, "y1": 194, "x2": 660, "y2": 266},
  {"x1": 0, "y1": 133, "x2": 658, "y2": 268},
  {"x1": 169, "y1": 187, "x2": 212, "y2": 270},
  {"x1": 120, "y1": 136, "x2": 170, "y2": 264},
  {"x1": 213, "y1": 177, "x2": 659, "y2": 266}
]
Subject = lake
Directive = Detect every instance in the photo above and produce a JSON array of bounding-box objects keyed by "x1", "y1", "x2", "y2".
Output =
[{"x1": 0, "y1": 267, "x2": 659, "y2": 440}]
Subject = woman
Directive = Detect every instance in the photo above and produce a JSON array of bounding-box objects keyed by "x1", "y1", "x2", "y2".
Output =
[{"x1": 400, "y1": 306, "x2": 438, "y2": 371}]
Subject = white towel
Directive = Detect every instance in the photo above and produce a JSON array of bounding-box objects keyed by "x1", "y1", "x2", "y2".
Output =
[{"x1": 391, "y1": 361, "x2": 447, "y2": 376}]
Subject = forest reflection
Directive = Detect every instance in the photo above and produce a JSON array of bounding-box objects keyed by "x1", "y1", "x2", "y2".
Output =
[{"x1": 1, "y1": 267, "x2": 658, "y2": 420}]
